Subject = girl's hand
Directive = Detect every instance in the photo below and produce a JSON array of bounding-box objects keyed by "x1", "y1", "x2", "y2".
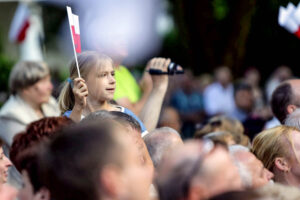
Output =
[{"x1": 72, "y1": 77, "x2": 88, "y2": 111}]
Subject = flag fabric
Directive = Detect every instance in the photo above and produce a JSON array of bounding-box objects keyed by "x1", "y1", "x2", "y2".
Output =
[
  {"x1": 67, "y1": 6, "x2": 82, "y2": 53},
  {"x1": 66, "y1": 6, "x2": 81, "y2": 78},
  {"x1": 9, "y1": 3, "x2": 31, "y2": 43},
  {"x1": 279, "y1": 2, "x2": 300, "y2": 38}
]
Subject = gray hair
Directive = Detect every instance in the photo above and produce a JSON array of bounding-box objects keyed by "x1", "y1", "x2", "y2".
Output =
[
  {"x1": 229, "y1": 145, "x2": 252, "y2": 188},
  {"x1": 228, "y1": 144, "x2": 250, "y2": 154},
  {"x1": 284, "y1": 108, "x2": 300, "y2": 130},
  {"x1": 144, "y1": 127, "x2": 182, "y2": 168},
  {"x1": 9, "y1": 61, "x2": 50, "y2": 95}
]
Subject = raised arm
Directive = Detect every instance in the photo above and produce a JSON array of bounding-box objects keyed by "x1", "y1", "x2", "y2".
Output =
[{"x1": 139, "y1": 58, "x2": 171, "y2": 131}]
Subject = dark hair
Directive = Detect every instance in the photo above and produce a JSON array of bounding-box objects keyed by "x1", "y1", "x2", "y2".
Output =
[
  {"x1": 82, "y1": 110, "x2": 141, "y2": 133},
  {"x1": 10, "y1": 116, "x2": 73, "y2": 168},
  {"x1": 271, "y1": 82, "x2": 292, "y2": 123},
  {"x1": 9, "y1": 117, "x2": 73, "y2": 193},
  {"x1": 16, "y1": 147, "x2": 42, "y2": 193},
  {"x1": 109, "y1": 111, "x2": 141, "y2": 132},
  {"x1": 233, "y1": 82, "x2": 252, "y2": 97},
  {"x1": 39, "y1": 121, "x2": 124, "y2": 200}
]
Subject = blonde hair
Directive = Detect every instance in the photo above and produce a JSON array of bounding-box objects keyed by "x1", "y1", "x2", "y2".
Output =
[
  {"x1": 9, "y1": 61, "x2": 49, "y2": 95},
  {"x1": 252, "y1": 125, "x2": 299, "y2": 170},
  {"x1": 203, "y1": 131, "x2": 235, "y2": 146},
  {"x1": 58, "y1": 51, "x2": 113, "y2": 114},
  {"x1": 195, "y1": 116, "x2": 245, "y2": 144}
]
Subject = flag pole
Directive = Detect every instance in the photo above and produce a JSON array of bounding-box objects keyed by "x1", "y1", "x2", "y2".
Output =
[{"x1": 66, "y1": 6, "x2": 81, "y2": 78}]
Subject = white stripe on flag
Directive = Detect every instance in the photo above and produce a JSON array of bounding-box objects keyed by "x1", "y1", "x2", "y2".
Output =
[
  {"x1": 67, "y1": 6, "x2": 74, "y2": 25},
  {"x1": 73, "y1": 15, "x2": 80, "y2": 34}
]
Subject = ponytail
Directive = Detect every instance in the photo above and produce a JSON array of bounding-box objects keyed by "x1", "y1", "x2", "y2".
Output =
[{"x1": 58, "y1": 81, "x2": 75, "y2": 115}]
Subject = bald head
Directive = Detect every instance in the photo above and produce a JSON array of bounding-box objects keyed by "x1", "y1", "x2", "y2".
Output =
[
  {"x1": 271, "y1": 79, "x2": 300, "y2": 123},
  {"x1": 156, "y1": 140, "x2": 242, "y2": 200},
  {"x1": 144, "y1": 127, "x2": 183, "y2": 168}
]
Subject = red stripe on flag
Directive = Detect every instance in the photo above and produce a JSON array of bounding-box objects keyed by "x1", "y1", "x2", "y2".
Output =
[
  {"x1": 71, "y1": 26, "x2": 81, "y2": 53},
  {"x1": 17, "y1": 19, "x2": 30, "y2": 43},
  {"x1": 295, "y1": 28, "x2": 300, "y2": 39}
]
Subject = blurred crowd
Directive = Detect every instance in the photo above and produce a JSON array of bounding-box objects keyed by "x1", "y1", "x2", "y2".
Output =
[{"x1": 0, "y1": 49, "x2": 300, "y2": 200}]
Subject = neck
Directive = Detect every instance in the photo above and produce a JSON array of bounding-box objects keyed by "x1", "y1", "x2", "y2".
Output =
[
  {"x1": 83, "y1": 99, "x2": 112, "y2": 116},
  {"x1": 18, "y1": 93, "x2": 43, "y2": 116},
  {"x1": 274, "y1": 171, "x2": 300, "y2": 187}
]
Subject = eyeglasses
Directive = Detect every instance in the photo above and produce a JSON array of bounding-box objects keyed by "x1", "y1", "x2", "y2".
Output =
[{"x1": 182, "y1": 139, "x2": 215, "y2": 198}]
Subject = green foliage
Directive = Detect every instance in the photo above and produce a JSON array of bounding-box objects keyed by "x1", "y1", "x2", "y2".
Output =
[
  {"x1": 0, "y1": 55, "x2": 15, "y2": 92},
  {"x1": 212, "y1": 0, "x2": 229, "y2": 21}
]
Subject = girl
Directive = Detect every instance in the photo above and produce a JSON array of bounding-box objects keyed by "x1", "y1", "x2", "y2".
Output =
[{"x1": 59, "y1": 51, "x2": 169, "y2": 135}]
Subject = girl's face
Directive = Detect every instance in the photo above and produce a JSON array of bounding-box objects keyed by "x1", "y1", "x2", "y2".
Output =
[
  {"x1": 86, "y1": 61, "x2": 116, "y2": 103},
  {"x1": 0, "y1": 147, "x2": 12, "y2": 184}
]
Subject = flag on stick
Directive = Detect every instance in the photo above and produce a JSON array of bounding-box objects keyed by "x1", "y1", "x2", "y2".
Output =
[
  {"x1": 9, "y1": 3, "x2": 30, "y2": 43},
  {"x1": 279, "y1": 2, "x2": 300, "y2": 38},
  {"x1": 66, "y1": 6, "x2": 81, "y2": 78}
]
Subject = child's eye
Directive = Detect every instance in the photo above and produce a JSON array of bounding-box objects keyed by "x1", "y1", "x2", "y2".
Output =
[{"x1": 111, "y1": 72, "x2": 115, "y2": 76}]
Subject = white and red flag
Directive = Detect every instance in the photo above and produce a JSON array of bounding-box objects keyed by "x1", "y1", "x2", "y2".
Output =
[
  {"x1": 9, "y1": 3, "x2": 30, "y2": 43},
  {"x1": 67, "y1": 6, "x2": 81, "y2": 53},
  {"x1": 66, "y1": 6, "x2": 81, "y2": 77},
  {"x1": 279, "y1": 2, "x2": 300, "y2": 38}
]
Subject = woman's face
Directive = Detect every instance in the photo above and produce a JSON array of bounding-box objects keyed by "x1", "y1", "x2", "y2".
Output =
[
  {"x1": 0, "y1": 147, "x2": 12, "y2": 184},
  {"x1": 86, "y1": 61, "x2": 116, "y2": 103},
  {"x1": 23, "y1": 75, "x2": 53, "y2": 106}
]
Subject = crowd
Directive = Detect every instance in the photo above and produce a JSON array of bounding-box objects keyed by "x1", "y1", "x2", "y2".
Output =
[{"x1": 0, "y1": 49, "x2": 300, "y2": 200}]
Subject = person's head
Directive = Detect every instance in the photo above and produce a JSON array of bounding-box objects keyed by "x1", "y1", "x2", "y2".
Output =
[
  {"x1": 10, "y1": 116, "x2": 73, "y2": 166},
  {"x1": 58, "y1": 51, "x2": 115, "y2": 113},
  {"x1": 214, "y1": 66, "x2": 232, "y2": 86},
  {"x1": 9, "y1": 117, "x2": 73, "y2": 200},
  {"x1": 144, "y1": 127, "x2": 183, "y2": 168},
  {"x1": 82, "y1": 110, "x2": 148, "y2": 163},
  {"x1": 39, "y1": 122, "x2": 152, "y2": 200},
  {"x1": 156, "y1": 140, "x2": 242, "y2": 200},
  {"x1": 0, "y1": 140, "x2": 12, "y2": 185},
  {"x1": 202, "y1": 131, "x2": 235, "y2": 146},
  {"x1": 195, "y1": 116, "x2": 246, "y2": 146},
  {"x1": 229, "y1": 145, "x2": 274, "y2": 189},
  {"x1": 158, "y1": 107, "x2": 182, "y2": 132},
  {"x1": 271, "y1": 79, "x2": 300, "y2": 124},
  {"x1": 158, "y1": 107, "x2": 181, "y2": 133},
  {"x1": 252, "y1": 125, "x2": 300, "y2": 187},
  {"x1": 274, "y1": 65, "x2": 292, "y2": 81},
  {"x1": 9, "y1": 61, "x2": 53, "y2": 106},
  {"x1": 234, "y1": 82, "x2": 254, "y2": 113},
  {"x1": 244, "y1": 67, "x2": 260, "y2": 87}
]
